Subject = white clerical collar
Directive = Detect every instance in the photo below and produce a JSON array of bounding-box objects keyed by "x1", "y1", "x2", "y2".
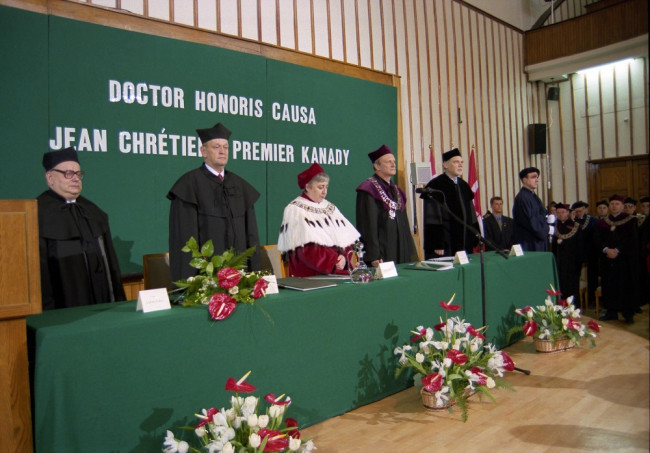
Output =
[
  {"x1": 204, "y1": 164, "x2": 225, "y2": 179},
  {"x1": 66, "y1": 199, "x2": 76, "y2": 204}
]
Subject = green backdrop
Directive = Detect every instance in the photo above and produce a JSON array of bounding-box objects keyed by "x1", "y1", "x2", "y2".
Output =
[{"x1": 0, "y1": 5, "x2": 398, "y2": 273}]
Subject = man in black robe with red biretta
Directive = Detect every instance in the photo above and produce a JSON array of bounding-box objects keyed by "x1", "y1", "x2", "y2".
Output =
[
  {"x1": 355, "y1": 144, "x2": 418, "y2": 266},
  {"x1": 422, "y1": 147, "x2": 478, "y2": 259},
  {"x1": 37, "y1": 147, "x2": 126, "y2": 310},
  {"x1": 551, "y1": 203, "x2": 584, "y2": 303},
  {"x1": 167, "y1": 122, "x2": 261, "y2": 281},
  {"x1": 594, "y1": 194, "x2": 640, "y2": 324}
]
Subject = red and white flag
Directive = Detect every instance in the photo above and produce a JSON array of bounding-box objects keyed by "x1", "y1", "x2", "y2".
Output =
[
  {"x1": 429, "y1": 146, "x2": 439, "y2": 180},
  {"x1": 468, "y1": 146, "x2": 484, "y2": 241}
]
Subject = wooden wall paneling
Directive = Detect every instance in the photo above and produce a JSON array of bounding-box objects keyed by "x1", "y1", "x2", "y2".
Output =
[
  {"x1": 329, "y1": 0, "x2": 343, "y2": 61},
  {"x1": 633, "y1": 158, "x2": 649, "y2": 199},
  {"x1": 602, "y1": 67, "x2": 618, "y2": 157},
  {"x1": 402, "y1": 0, "x2": 415, "y2": 164}
]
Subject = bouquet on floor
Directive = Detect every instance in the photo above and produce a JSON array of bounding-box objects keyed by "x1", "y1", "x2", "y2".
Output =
[
  {"x1": 509, "y1": 285, "x2": 599, "y2": 347},
  {"x1": 163, "y1": 372, "x2": 316, "y2": 453},
  {"x1": 173, "y1": 237, "x2": 269, "y2": 321},
  {"x1": 394, "y1": 294, "x2": 515, "y2": 422}
]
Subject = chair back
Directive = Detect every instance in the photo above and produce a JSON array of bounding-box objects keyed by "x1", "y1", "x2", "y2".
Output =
[
  {"x1": 260, "y1": 245, "x2": 288, "y2": 278},
  {"x1": 143, "y1": 253, "x2": 174, "y2": 290}
]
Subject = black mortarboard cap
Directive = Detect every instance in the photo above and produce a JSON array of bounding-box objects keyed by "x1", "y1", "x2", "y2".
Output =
[
  {"x1": 442, "y1": 148, "x2": 461, "y2": 162},
  {"x1": 519, "y1": 167, "x2": 540, "y2": 180}
]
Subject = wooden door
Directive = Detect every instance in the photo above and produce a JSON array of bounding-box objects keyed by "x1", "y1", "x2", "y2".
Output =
[{"x1": 586, "y1": 155, "x2": 649, "y2": 213}]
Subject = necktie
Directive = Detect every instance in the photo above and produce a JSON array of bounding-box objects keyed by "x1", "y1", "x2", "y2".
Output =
[
  {"x1": 496, "y1": 216, "x2": 502, "y2": 230},
  {"x1": 218, "y1": 173, "x2": 223, "y2": 181}
]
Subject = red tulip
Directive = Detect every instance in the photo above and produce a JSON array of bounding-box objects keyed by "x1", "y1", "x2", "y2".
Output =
[
  {"x1": 285, "y1": 418, "x2": 300, "y2": 438},
  {"x1": 225, "y1": 371, "x2": 257, "y2": 393},
  {"x1": 422, "y1": 373, "x2": 443, "y2": 393},
  {"x1": 468, "y1": 325, "x2": 486, "y2": 340},
  {"x1": 446, "y1": 348, "x2": 468, "y2": 365},
  {"x1": 208, "y1": 293, "x2": 237, "y2": 321},
  {"x1": 217, "y1": 267, "x2": 241, "y2": 289},
  {"x1": 523, "y1": 320, "x2": 538, "y2": 336},
  {"x1": 587, "y1": 319, "x2": 600, "y2": 333},
  {"x1": 410, "y1": 328, "x2": 427, "y2": 343},
  {"x1": 253, "y1": 278, "x2": 268, "y2": 299},
  {"x1": 257, "y1": 429, "x2": 289, "y2": 452}
]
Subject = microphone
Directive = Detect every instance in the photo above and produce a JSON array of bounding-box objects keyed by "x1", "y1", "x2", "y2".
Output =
[{"x1": 416, "y1": 186, "x2": 445, "y2": 201}]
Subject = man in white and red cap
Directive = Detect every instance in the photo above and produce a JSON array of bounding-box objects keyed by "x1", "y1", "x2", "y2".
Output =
[
  {"x1": 277, "y1": 163, "x2": 360, "y2": 277},
  {"x1": 355, "y1": 145, "x2": 418, "y2": 266},
  {"x1": 38, "y1": 147, "x2": 125, "y2": 309},
  {"x1": 594, "y1": 194, "x2": 640, "y2": 323},
  {"x1": 422, "y1": 147, "x2": 478, "y2": 258},
  {"x1": 551, "y1": 203, "x2": 584, "y2": 303},
  {"x1": 167, "y1": 122, "x2": 261, "y2": 280}
]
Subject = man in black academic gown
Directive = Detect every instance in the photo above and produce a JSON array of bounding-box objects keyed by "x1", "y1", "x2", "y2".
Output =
[
  {"x1": 355, "y1": 144, "x2": 418, "y2": 266},
  {"x1": 551, "y1": 203, "x2": 583, "y2": 303},
  {"x1": 422, "y1": 148, "x2": 478, "y2": 258},
  {"x1": 482, "y1": 196, "x2": 514, "y2": 252},
  {"x1": 513, "y1": 167, "x2": 549, "y2": 252},
  {"x1": 594, "y1": 194, "x2": 639, "y2": 324},
  {"x1": 167, "y1": 122, "x2": 261, "y2": 281},
  {"x1": 38, "y1": 147, "x2": 126, "y2": 310},
  {"x1": 572, "y1": 200, "x2": 598, "y2": 306}
]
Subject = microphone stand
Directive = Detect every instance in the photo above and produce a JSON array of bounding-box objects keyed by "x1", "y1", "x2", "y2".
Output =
[{"x1": 419, "y1": 191, "x2": 530, "y2": 375}]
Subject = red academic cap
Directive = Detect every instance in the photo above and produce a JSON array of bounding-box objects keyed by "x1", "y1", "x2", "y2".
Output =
[
  {"x1": 297, "y1": 163, "x2": 325, "y2": 189},
  {"x1": 609, "y1": 194, "x2": 626, "y2": 203},
  {"x1": 368, "y1": 144, "x2": 393, "y2": 163}
]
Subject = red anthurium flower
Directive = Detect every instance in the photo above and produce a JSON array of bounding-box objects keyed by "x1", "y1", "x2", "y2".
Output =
[
  {"x1": 208, "y1": 293, "x2": 237, "y2": 321},
  {"x1": 253, "y1": 278, "x2": 268, "y2": 299},
  {"x1": 225, "y1": 371, "x2": 257, "y2": 393},
  {"x1": 557, "y1": 298, "x2": 569, "y2": 308},
  {"x1": 217, "y1": 267, "x2": 241, "y2": 289},
  {"x1": 470, "y1": 366, "x2": 488, "y2": 385},
  {"x1": 515, "y1": 306, "x2": 533, "y2": 316},
  {"x1": 440, "y1": 294, "x2": 461, "y2": 311},
  {"x1": 264, "y1": 393, "x2": 291, "y2": 406},
  {"x1": 523, "y1": 320, "x2": 538, "y2": 337},
  {"x1": 446, "y1": 348, "x2": 468, "y2": 365},
  {"x1": 195, "y1": 407, "x2": 219, "y2": 429},
  {"x1": 434, "y1": 322, "x2": 446, "y2": 331},
  {"x1": 500, "y1": 351, "x2": 515, "y2": 371},
  {"x1": 545, "y1": 287, "x2": 562, "y2": 296},
  {"x1": 587, "y1": 319, "x2": 600, "y2": 333},
  {"x1": 285, "y1": 418, "x2": 301, "y2": 438},
  {"x1": 422, "y1": 373, "x2": 444, "y2": 393},
  {"x1": 257, "y1": 429, "x2": 289, "y2": 452},
  {"x1": 410, "y1": 328, "x2": 427, "y2": 343},
  {"x1": 567, "y1": 317, "x2": 581, "y2": 330},
  {"x1": 467, "y1": 326, "x2": 487, "y2": 340}
]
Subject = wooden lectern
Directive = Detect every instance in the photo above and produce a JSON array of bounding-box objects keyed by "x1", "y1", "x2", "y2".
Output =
[{"x1": 0, "y1": 200, "x2": 41, "y2": 453}]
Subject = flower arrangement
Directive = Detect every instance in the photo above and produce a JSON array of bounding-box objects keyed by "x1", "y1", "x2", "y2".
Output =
[
  {"x1": 163, "y1": 371, "x2": 316, "y2": 453},
  {"x1": 509, "y1": 285, "x2": 599, "y2": 347},
  {"x1": 394, "y1": 294, "x2": 515, "y2": 422},
  {"x1": 173, "y1": 237, "x2": 269, "y2": 321}
]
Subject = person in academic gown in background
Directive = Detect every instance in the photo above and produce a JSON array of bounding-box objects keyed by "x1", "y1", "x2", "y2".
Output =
[
  {"x1": 551, "y1": 203, "x2": 584, "y2": 303},
  {"x1": 594, "y1": 194, "x2": 640, "y2": 324},
  {"x1": 167, "y1": 122, "x2": 261, "y2": 281},
  {"x1": 422, "y1": 147, "x2": 479, "y2": 259},
  {"x1": 355, "y1": 145, "x2": 418, "y2": 267},
  {"x1": 572, "y1": 200, "x2": 598, "y2": 306},
  {"x1": 277, "y1": 163, "x2": 360, "y2": 277},
  {"x1": 37, "y1": 147, "x2": 126, "y2": 310},
  {"x1": 512, "y1": 167, "x2": 549, "y2": 252}
]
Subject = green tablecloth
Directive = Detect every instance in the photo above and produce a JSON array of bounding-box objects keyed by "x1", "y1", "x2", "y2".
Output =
[{"x1": 27, "y1": 251, "x2": 557, "y2": 453}]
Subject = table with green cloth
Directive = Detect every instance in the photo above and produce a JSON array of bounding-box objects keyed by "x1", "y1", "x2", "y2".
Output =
[{"x1": 27, "y1": 251, "x2": 557, "y2": 453}]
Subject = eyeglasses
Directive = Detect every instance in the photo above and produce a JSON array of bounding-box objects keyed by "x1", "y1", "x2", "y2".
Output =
[{"x1": 51, "y1": 169, "x2": 85, "y2": 180}]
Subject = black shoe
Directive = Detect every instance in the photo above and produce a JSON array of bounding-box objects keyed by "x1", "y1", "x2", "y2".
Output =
[{"x1": 599, "y1": 313, "x2": 618, "y2": 321}]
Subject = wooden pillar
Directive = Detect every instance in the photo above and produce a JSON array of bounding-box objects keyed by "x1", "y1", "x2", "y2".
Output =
[{"x1": 0, "y1": 200, "x2": 42, "y2": 453}]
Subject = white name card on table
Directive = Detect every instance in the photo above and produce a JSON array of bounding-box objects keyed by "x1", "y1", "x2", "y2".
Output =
[
  {"x1": 509, "y1": 244, "x2": 524, "y2": 257},
  {"x1": 453, "y1": 251, "x2": 470, "y2": 265},
  {"x1": 136, "y1": 288, "x2": 172, "y2": 313},
  {"x1": 377, "y1": 261, "x2": 398, "y2": 279},
  {"x1": 263, "y1": 275, "x2": 279, "y2": 294}
]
